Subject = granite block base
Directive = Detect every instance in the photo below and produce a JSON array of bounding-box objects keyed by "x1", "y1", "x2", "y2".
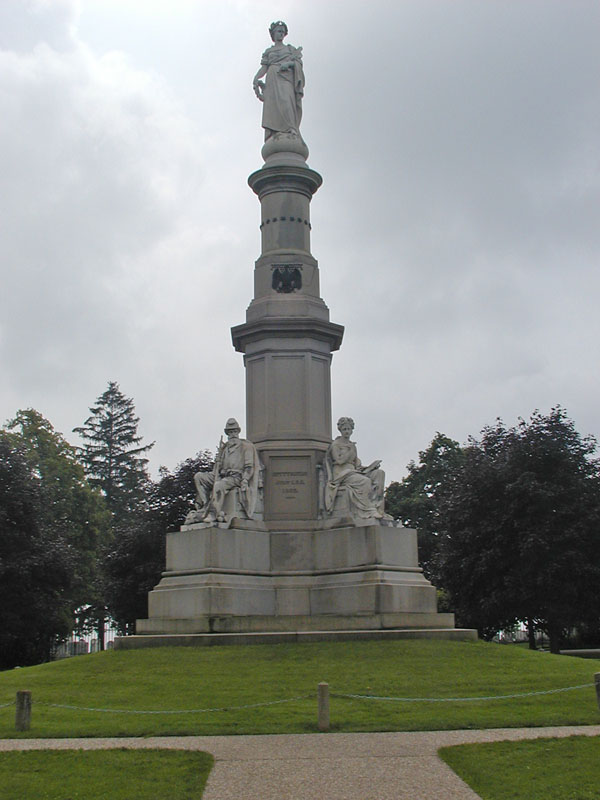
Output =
[{"x1": 132, "y1": 521, "x2": 462, "y2": 637}]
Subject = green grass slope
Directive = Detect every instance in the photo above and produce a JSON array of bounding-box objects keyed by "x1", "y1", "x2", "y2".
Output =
[
  {"x1": 439, "y1": 735, "x2": 600, "y2": 800},
  {"x1": 0, "y1": 640, "x2": 597, "y2": 737},
  {"x1": 0, "y1": 750, "x2": 213, "y2": 800}
]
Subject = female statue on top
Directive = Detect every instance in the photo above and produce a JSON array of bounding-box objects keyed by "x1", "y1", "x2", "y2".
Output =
[{"x1": 253, "y1": 21, "x2": 305, "y2": 142}]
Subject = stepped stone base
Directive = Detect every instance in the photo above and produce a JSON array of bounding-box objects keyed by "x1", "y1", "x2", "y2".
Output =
[
  {"x1": 136, "y1": 611, "x2": 455, "y2": 635},
  {"x1": 127, "y1": 520, "x2": 469, "y2": 642},
  {"x1": 115, "y1": 627, "x2": 477, "y2": 650}
]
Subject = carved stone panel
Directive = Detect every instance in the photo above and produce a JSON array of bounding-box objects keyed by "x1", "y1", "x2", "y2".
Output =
[{"x1": 265, "y1": 454, "x2": 314, "y2": 520}]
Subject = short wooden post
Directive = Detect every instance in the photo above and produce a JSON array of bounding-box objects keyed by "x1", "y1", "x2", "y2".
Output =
[
  {"x1": 595, "y1": 673, "x2": 600, "y2": 712},
  {"x1": 318, "y1": 682, "x2": 329, "y2": 731},
  {"x1": 15, "y1": 691, "x2": 31, "y2": 732}
]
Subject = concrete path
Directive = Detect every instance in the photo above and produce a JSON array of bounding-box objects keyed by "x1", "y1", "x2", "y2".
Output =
[{"x1": 2, "y1": 726, "x2": 600, "y2": 799}]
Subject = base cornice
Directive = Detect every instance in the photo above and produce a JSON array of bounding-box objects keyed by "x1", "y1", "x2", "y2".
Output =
[{"x1": 116, "y1": 627, "x2": 477, "y2": 650}]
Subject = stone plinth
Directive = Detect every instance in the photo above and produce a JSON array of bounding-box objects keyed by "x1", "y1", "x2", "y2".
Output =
[{"x1": 135, "y1": 521, "x2": 455, "y2": 635}]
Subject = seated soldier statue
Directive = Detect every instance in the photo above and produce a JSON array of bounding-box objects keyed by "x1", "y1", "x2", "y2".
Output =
[{"x1": 185, "y1": 418, "x2": 260, "y2": 524}]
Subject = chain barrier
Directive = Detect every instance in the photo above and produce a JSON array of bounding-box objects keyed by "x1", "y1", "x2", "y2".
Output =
[
  {"x1": 35, "y1": 694, "x2": 312, "y2": 715},
  {"x1": 333, "y1": 683, "x2": 595, "y2": 703},
  {"x1": 1, "y1": 682, "x2": 594, "y2": 716}
]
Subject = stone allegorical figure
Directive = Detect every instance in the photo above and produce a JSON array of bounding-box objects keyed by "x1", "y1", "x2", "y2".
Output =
[
  {"x1": 324, "y1": 417, "x2": 385, "y2": 520},
  {"x1": 253, "y1": 20, "x2": 304, "y2": 142},
  {"x1": 190, "y1": 418, "x2": 260, "y2": 524}
]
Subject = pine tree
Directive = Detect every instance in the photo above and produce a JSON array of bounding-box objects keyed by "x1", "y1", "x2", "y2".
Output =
[
  {"x1": 74, "y1": 382, "x2": 154, "y2": 647},
  {"x1": 74, "y1": 381, "x2": 154, "y2": 518}
]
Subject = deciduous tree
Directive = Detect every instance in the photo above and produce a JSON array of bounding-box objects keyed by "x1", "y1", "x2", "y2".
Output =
[
  {"x1": 385, "y1": 433, "x2": 463, "y2": 581},
  {"x1": 104, "y1": 452, "x2": 213, "y2": 632},
  {"x1": 435, "y1": 408, "x2": 600, "y2": 651},
  {"x1": 6, "y1": 409, "x2": 110, "y2": 618},
  {"x1": 0, "y1": 432, "x2": 75, "y2": 668}
]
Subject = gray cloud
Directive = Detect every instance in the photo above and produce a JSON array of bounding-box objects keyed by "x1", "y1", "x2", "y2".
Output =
[{"x1": 1, "y1": 0, "x2": 599, "y2": 484}]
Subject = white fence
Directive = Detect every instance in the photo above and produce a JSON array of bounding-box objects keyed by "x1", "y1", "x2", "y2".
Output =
[{"x1": 52, "y1": 624, "x2": 119, "y2": 660}]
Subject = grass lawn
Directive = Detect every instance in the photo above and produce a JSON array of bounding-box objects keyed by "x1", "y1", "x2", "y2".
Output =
[
  {"x1": 0, "y1": 640, "x2": 597, "y2": 737},
  {"x1": 0, "y1": 749, "x2": 213, "y2": 800},
  {"x1": 439, "y1": 735, "x2": 600, "y2": 800}
]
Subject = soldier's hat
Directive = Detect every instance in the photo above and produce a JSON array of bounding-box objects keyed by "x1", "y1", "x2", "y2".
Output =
[{"x1": 224, "y1": 418, "x2": 240, "y2": 431}]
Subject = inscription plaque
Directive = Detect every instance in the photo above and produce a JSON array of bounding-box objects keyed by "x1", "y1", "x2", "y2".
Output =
[{"x1": 266, "y1": 455, "x2": 313, "y2": 519}]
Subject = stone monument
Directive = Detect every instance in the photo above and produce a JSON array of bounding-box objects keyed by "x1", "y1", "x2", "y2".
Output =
[{"x1": 128, "y1": 23, "x2": 474, "y2": 645}]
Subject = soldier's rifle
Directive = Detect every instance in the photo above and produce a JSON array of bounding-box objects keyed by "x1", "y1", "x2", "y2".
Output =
[{"x1": 209, "y1": 436, "x2": 225, "y2": 513}]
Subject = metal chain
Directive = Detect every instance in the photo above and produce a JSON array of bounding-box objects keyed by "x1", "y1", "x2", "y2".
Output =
[
  {"x1": 36, "y1": 694, "x2": 312, "y2": 715},
  {"x1": 333, "y1": 683, "x2": 595, "y2": 703},
  {"x1": 3, "y1": 682, "x2": 594, "y2": 714}
]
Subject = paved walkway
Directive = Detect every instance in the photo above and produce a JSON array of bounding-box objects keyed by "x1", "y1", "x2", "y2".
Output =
[{"x1": 2, "y1": 726, "x2": 600, "y2": 798}]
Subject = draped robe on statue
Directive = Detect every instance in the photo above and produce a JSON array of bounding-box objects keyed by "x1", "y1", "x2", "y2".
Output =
[
  {"x1": 260, "y1": 44, "x2": 304, "y2": 139},
  {"x1": 324, "y1": 438, "x2": 384, "y2": 520}
]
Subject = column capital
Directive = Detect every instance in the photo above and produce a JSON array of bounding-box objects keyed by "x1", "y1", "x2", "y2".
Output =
[{"x1": 248, "y1": 164, "x2": 323, "y2": 201}]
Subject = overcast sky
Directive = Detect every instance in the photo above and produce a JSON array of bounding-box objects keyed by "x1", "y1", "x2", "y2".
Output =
[{"x1": 1, "y1": 0, "x2": 599, "y2": 482}]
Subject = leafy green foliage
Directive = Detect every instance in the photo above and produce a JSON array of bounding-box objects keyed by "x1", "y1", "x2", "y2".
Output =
[
  {"x1": 150, "y1": 451, "x2": 214, "y2": 533},
  {"x1": 387, "y1": 409, "x2": 600, "y2": 651},
  {"x1": 0, "y1": 750, "x2": 213, "y2": 800},
  {"x1": 103, "y1": 452, "x2": 213, "y2": 633},
  {"x1": 385, "y1": 433, "x2": 463, "y2": 579},
  {"x1": 440, "y1": 735, "x2": 600, "y2": 800},
  {"x1": 5, "y1": 410, "x2": 110, "y2": 623},
  {"x1": 0, "y1": 432, "x2": 75, "y2": 668},
  {"x1": 436, "y1": 408, "x2": 600, "y2": 651}
]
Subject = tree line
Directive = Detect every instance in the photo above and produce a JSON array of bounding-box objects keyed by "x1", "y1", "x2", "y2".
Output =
[
  {"x1": 2, "y1": 387, "x2": 599, "y2": 669},
  {"x1": 0, "y1": 382, "x2": 212, "y2": 670},
  {"x1": 385, "y1": 408, "x2": 600, "y2": 653}
]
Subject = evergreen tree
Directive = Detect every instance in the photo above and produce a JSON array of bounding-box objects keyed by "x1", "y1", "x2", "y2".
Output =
[
  {"x1": 74, "y1": 381, "x2": 154, "y2": 518},
  {"x1": 73, "y1": 382, "x2": 154, "y2": 645}
]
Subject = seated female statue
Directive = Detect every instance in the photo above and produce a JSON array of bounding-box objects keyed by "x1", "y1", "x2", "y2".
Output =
[{"x1": 324, "y1": 417, "x2": 385, "y2": 520}]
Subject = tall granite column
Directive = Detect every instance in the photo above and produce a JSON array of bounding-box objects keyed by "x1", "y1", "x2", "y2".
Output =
[{"x1": 231, "y1": 135, "x2": 343, "y2": 522}]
